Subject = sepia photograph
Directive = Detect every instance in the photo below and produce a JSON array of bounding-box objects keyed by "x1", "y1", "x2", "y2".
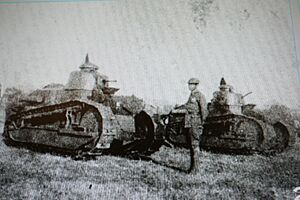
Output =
[{"x1": 0, "y1": 0, "x2": 299, "y2": 199}]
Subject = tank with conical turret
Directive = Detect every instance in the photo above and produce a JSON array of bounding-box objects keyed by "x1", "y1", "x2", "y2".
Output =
[
  {"x1": 3, "y1": 55, "x2": 155, "y2": 155},
  {"x1": 161, "y1": 78, "x2": 295, "y2": 154}
]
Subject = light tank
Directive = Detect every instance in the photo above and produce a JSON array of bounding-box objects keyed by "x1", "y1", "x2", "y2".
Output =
[
  {"x1": 162, "y1": 78, "x2": 295, "y2": 154},
  {"x1": 3, "y1": 55, "x2": 153, "y2": 155}
]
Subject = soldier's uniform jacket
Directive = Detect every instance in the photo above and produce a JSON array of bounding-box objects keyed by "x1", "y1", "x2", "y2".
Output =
[{"x1": 184, "y1": 89, "x2": 207, "y2": 128}]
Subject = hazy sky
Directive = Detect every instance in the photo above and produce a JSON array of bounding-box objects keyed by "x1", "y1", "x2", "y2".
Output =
[{"x1": 0, "y1": 0, "x2": 300, "y2": 108}]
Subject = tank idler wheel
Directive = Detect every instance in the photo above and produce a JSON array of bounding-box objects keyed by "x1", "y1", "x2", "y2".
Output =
[
  {"x1": 76, "y1": 107, "x2": 102, "y2": 152},
  {"x1": 235, "y1": 117, "x2": 264, "y2": 153},
  {"x1": 79, "y1": 109, "x2": 101, "y2": 133}
]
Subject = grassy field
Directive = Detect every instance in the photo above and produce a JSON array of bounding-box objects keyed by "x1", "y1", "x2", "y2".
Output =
[
  {"x1": 0, "y1": 134, "x2": 299, "y2": 200},
  {"x1": 0, "y1": 99, "x2": 299, "y2": 199}
]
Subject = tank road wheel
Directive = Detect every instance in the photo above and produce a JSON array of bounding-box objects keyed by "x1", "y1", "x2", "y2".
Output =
[
  {"x1": 235, "y1": 117, "x2": 264, "y2": 153},
  {"x1": 273, "y1": 122, "x2": 289, "y2": 152}
]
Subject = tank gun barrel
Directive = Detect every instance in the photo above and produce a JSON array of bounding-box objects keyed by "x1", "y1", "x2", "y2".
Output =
[
  {"x1": 104, "y1": 80, "x2": 117, "y2": 83},
  {"x1": 242, "y1": 92, "x2": 253, "y2": 99}
]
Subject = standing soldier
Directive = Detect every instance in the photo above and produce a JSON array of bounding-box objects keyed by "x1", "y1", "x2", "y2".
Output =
[{"x1": 175, "y1": 78, "x2": 207, "y2": 174}]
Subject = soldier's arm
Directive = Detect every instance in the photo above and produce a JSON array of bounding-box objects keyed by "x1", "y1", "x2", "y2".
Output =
[
  {"x1": 174, "y1": 104, "x2": 186, "y2": 110},
  {"x1": 174, "y1": 97, "x2": 192, "y2": 110}
]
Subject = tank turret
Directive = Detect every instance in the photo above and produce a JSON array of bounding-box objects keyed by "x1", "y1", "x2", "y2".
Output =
[
  {"x1": 208, "y1": 78, "x2": 245, "y2": 116},
  {"x1": 63, "y1": 54, "x2": 119, "y2": 102}
]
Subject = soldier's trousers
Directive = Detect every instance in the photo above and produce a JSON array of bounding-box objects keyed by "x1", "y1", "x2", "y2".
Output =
[
  {"x1": 185, "y1": 113, "x2": 203, "y2": 147},
  {"x1": 188, "y1": 125, "x2": 203, "y2": 148},
  {"x1": 188, "y1": 125, "x2": 203, "y2": 173}
]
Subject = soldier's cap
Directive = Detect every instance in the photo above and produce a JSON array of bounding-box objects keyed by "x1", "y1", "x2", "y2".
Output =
[{"x1": 188, "y1": 78, "x2": 200, "y2": 85}]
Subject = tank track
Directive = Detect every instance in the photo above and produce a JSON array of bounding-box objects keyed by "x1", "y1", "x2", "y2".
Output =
[
  {"x1": 4, "y1": 100, "x2": 114, "y2": 154},
  {"x1": 201, "y1": 114, "x2": 265, "y2": 153}
]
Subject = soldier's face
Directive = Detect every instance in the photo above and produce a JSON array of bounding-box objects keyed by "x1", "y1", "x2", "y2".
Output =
[{"x1": 188, "y1": 83, "x2": 197, "y2": 91}]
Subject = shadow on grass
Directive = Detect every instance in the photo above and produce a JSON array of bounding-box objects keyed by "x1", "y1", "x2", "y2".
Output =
[
  {"x1": 99, "y1": 140, "x2": 190, "y2": 173},
  {"x1": 150, "y1": 158, "x2": 189, "y2": 173},
  {"x1": 121, "y1": 152, "x2": 189, "y2": 173}
]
